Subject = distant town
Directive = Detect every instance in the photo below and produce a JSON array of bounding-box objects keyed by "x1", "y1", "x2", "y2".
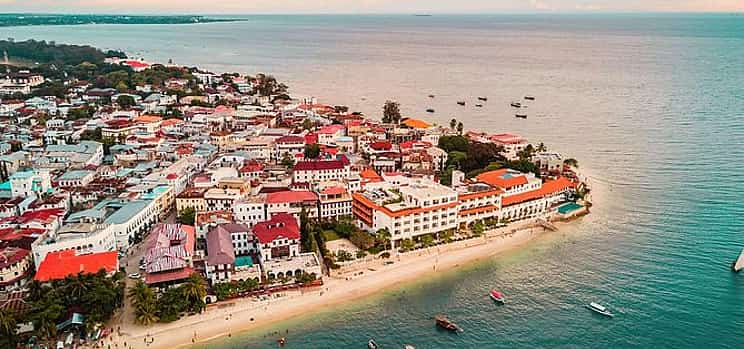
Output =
[
  {"x1": 0, "y1": 14, "x2": 243, "y2": 27},
  {"x1": 0, "y1": 40, "x2": 590, "y2": 348}
]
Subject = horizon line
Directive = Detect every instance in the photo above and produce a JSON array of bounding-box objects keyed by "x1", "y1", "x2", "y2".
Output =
[{"x1": 2, "y1": 11, "x2": 743, "y2": 16}]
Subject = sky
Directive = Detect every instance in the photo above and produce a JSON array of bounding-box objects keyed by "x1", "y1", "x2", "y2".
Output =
[{"x1": 1, "y1": 0, "x2": 743, "y2": 14}]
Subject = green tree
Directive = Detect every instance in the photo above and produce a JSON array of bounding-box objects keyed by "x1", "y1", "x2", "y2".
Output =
[
  {"x1": 304, "y1": 144, "x2": 321, "y2": 159},
  {"x1": 129, "y1": 281, "x2": 159, "y2": 325},
  {"x1": 438, "y1": 135, "x2": 469, "y2": 153},
  {"x1": 457, "y1": 121, "x2": 464, "y2": 135},
  {"x1": 300, "y1": 208, "x2": 313, "y2": 252},
  {"x1": 181, "y1": 273, "x2": 207, "y2": 313},
  {"x1": 400, "y1": 238, "x2": 415, "y2": 251},
  {"x1": 350, "y1": 230, "x2": 375, "y2": 250},
  {"x1": 471, "y1": 221, "x2": 485, "y2": 236},
  {"x1": 116, "y1": 95, "x2": 136, "y2": 108},
  {"x1": 280, "y1": 152, "x2": 294, "y2": 168},
  {"x1": 449, "y1": 118, "x2": 457, "y2": 130},
  {"x1": 382, "y1": 100, "x2": 401, "y2": 124},
  {"x1": 0, "y1": 308, "x2": 18, "y2": 348},
  {"x1": 421, "y1": 234, "x2": 435, "y2": 247},
  {"x1": 178, "y1": 207, "x2": 196, "y2": 225},
  {"x1": 563, "y1": 158, "x2": 579, "y2": 168},
  {"x1": 301, "y1": 118, "x2": 313, "y2": 130},
  {"x1": 376, "y1": 228, "x2": 392, "y2": 251}
]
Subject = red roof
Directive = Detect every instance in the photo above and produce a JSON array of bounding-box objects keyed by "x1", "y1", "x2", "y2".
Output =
[
  {"x1": 502, "y1": 177, "x2": 576, "y2": 206},
  {"x1": 370, "y1": 141, "x2": 392, "y2": 151},
  {"x1": 166, "y1": 173, "x2": 178, "y2": 180},
  {"x1": 489, "y1": 133, "x2": 526, "y2": 144},
  {"x1": 266, "y1": 190, "x2": 317, "y2": 204},
  {"x1": 293, "y1": 160, "x2": 345, "y2": 171},
  {"x1": 239, "y1": 160, "x2": 264, "y2": 173},
  {"x1": 276, "y1": 135, "x2": 306, "y2": 144},
  {"x1": 0, "y1": 208, "x2": 64, "y2": 225},
  {"x1": 35, "y1": 250, "x2": 118, "y2": 282},
  {"x1": 304, "y1": 132, "x2": 318, "y2": 145},
  {"x1": 0, "y1": 247, "x2": 30, "y2": 270},
  {"x1": 318, "y1": 124, "x2": 345, "y2": 135},
  {"x1": 476, "y1": 169, "x2": 529, "y2": 189},
  {"x1": 123, "y1": 60, "x2": 151, "y2": 69},
  {"x1": 252, "y1": 213, "x2": 299, "y2": 244},
  {"x1": 320, "y1": 186, "x2": 346, "y2": 195},
  {"x1": 145, "y1": 267, "x2": 194, "y2": 285}
]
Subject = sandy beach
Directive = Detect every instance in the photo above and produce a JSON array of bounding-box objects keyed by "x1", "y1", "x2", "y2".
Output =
[{"x1": 112, "y1": 222, "x2": 549, "y2": 349}]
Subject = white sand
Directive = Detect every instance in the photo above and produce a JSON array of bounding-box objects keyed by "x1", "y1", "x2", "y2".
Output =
[{"x1": 112, "y1": 223, "x2": 546, "y2": 349}]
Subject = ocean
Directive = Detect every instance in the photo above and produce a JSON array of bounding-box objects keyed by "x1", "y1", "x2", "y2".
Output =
[{"x1": 5, "y1": 14, "x2": 744, "y2": 348}]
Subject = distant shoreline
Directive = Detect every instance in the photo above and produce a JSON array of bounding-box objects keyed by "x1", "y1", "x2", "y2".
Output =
[{"x1": 0, "y1": 14, "x2": 245, "y2": 28}]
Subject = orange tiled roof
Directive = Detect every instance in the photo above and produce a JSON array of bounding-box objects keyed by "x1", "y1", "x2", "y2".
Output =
[
  {"x1": 502, "y1": 177, "x2": 576, "y2": 206},
  {"x1": 476, "y1": 169, "x2": 529, "y2": 188}
]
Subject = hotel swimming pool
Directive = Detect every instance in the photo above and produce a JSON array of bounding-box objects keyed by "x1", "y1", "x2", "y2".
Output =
[{"x1": 557, "y1": 202, "x2": 583, "y2": 215}]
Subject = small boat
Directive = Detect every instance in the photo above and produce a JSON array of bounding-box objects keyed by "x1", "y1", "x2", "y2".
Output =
[
  {"x1": 428, "y1": 94, "x2": 435, "y2": 98},
  {"x1": 489, "y1": 290, "x2": 505, "y2": 304},
  {"x1": 435, "y1": 315, "x2": 462, "y2": 332},
  {"x1": 524, "y1": 96, "x2": 535, "y2": 101},
  {"x1": 731, "y1": 248, "x2": 744, "y2": 272},
  {"x1": 515, "y1": 114, "x2": 527, "y2": 119},
  {"x1": 368, "y1": 339, "x2": 379, "y2": 349},
  {"x1": 278, "y1": 337, "x2": 286, "y2": 346},
  {"x1": 404, "y1": 345, "x2": 416, "y2": 349},
  {"x1": 426, "y1": 108, "x2": 435, "y2": 113},
  {"x1": 456, "y1": 101, "x2": 466, "y2": 106},
  {"x1": 586, "y1": 302, "x2": 614, "y2": 317},
  {"x1": 510, "y1": 102, "x2": 521, "y2": 108},
  {"x1": 478, "y1": 96, "x2": 488, "y2": 101},
  {"x1": 475, "y1": 104, "x2": 483, "y2": 108}
]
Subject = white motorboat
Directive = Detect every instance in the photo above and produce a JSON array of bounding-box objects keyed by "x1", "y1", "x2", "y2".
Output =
[{"x1": 586, "y1": 302, "x2": 614, "y2": 317}]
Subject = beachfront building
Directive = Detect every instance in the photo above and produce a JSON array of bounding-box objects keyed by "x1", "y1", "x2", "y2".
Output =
[
  {"x1": 34, "y1": 250, "x2": 119, "y2": 282},
  {"x1": 144, "y1": 224, "x2": 196, "y2": 287},
  {"x1": 475, "y1": 169, "x2": 542, "y2": 196},
  {"x1": 488, "y1": 133, "x2": 530, "y2": 161},
  {"x1": 205, "y1": 224, "x2": 262, "y2": 284},
  {"x1": 456, "y1": 183, "x2": 503, "y2": 228},
  {"x1": 499, "y1": 177, "x2": 577, "y2": 222},
  {"x1": 352, "y1": 177, "x2": 458, "y2": 247},
  {"x1": 252, "y1": 213, "x2": 321, "y2": 280},
  {"x1": 252, "y1": 213, "x2": 300, "y2": 262},
  {"x1": 292, "y1": 160, "x2": 350, "y2": 184}
]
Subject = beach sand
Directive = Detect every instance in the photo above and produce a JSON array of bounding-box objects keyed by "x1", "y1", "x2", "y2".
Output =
[{"x1": 113, "y1": 223, "x2": 548, "y2": 349}]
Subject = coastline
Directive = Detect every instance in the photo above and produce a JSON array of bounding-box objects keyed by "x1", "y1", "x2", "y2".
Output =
[{"x1": 115, "y1": 220, "x2": 563, "y2": 349}]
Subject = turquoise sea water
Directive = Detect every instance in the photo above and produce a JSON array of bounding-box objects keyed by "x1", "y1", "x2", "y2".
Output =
[{"x1": 6, "y1": 14, "x2": 744, "y2": 348}]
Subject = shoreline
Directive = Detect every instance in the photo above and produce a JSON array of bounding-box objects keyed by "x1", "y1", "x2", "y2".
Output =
[{"x1": 115, "y1": 220, "x2": 559, "y2": 349}]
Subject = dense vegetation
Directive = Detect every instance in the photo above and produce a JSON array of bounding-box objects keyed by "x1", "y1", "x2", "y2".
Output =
[
  {"x1": 437, "y1": 129, "x2": 541, "y2": 185},
  {"x1": 0, "y1": 39, "x2": 108, "y2": 66},
  {"x1": 0, "y1": 271, "x2": 126, "y2": 348},
  {"x1": 128, "y1": 273, "x2": 207, "y2": 325},
  {"x1": 0, "y1": 14, "x2": 242, "y2": 27}
]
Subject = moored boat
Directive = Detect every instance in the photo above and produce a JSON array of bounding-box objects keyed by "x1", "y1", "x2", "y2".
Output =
[
  {"x1": 475, "y1": 104, "x2": 483, "y2": 108},
  {"x1": 586, "y1": 302, "x2": 614, "y2": 317},
  {"x1": 435, "y1": 315, "x2": 462, "y2": 332},
  {"x1": 428, "y1": 94, "x2": 435, "y2": 98},
  {"x1": 510, "y1": 102, "x2": 521, "y2": 108},
  {"x1": 404, "y1": 345, "x2": 416, "y2": 349},
  {"x1": 524, "y1": 95, "x2": 535, "y2": 101},
  {"x1": 515, "y1": 114, "x2": 527, "y2": 119},
  {"x1": 489, "y1": 290, "x2": 505, "y2": 304},
  {"x1": 457, "y1": 101, "x2": 466, "y2": 106},
  {"x1": 478, "y1": 96, "x2": 488, "y2": 101},
  {"x1": 368, "y1": 339, "x2": 379, "y2": 349},
  {"x1": 731, "y1": 248, "x2": 744, "y2": 272},
  {"x1": 426, "y1": 108, "x2": 435, "y2": 113}
]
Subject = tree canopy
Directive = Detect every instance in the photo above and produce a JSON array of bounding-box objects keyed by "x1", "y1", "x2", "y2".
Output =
[{"x1": 382, "y1": 100, "x2": 402, "y2": 124}]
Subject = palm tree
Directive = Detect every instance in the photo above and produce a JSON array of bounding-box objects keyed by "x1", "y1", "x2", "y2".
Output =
[
  {"x1": 66, "y1": 272, "x2": 90, "y2": 302},
  {"x1": 376, "y1": 228, "x2": 392, "y2": 251},
  {"x1": 537, "y1": 142, "x2": 547, "y2": 152},
  {"x1": 457, "y1": 122, "x2": 464, "y2": 135},
  {"x1": 449, "y1": 118, "x2": 457, "y2": 130},
  {"x1": 26, "y1": 280, "x2": 46, "y2": 302},
  {"x1": 135, "y1": 300, "x2": 159, "y2": 326},
  {"x1": 0, "y1": 308, "x2": 18, "y2": 347},
  {"x1": 182, "y1": 273, "x2": 207, "y2": 312}
]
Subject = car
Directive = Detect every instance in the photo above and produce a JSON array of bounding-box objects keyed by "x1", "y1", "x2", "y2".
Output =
[{"x1": 128, "y1": 273, "x2": 141, "y2": 279}]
